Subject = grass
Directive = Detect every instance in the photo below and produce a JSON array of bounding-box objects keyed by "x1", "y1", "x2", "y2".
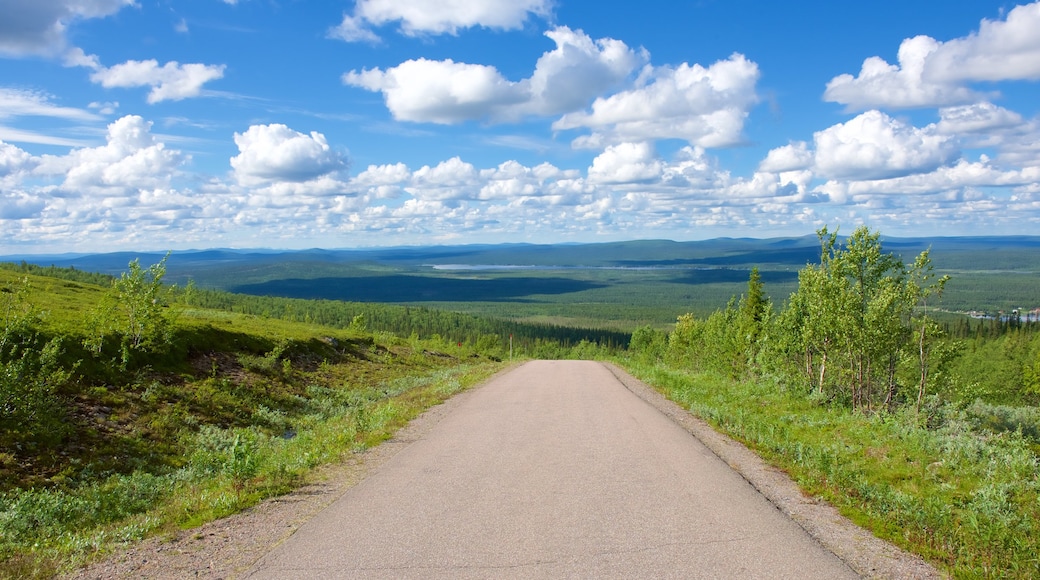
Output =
[
  {"x1": 0, "y1": 358, "x2": 502, "y2": 578},
  {"x1": 0, "y1": 267, "x2": 508, "y2": 578},
  {"x1": 618, "y1": 359, "x2": 1040, "y2": 578}
]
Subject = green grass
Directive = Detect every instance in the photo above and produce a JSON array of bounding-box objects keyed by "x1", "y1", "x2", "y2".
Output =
[
  {"x1": 0, "y1": 268, "x2": 509, "y2": 578},
  {"x1": 619, "y1": 359, "x2": 1040, "y2": 578}
]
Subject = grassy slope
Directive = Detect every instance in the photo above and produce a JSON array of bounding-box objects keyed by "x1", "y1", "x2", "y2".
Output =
[
  {"x1": 0, "y1": 269, "x2": 506, "y2": 577},
  {"x1": 620, "y1": 360, "x2": 1040, "y2": 578}
]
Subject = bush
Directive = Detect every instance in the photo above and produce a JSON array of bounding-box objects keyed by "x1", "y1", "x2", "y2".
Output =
[
  {"x1": 965, "y1": 400, "x2": 1040, "y2": 441},
  {"x1": 0, "y1": 279, "x2": 72, "y2": 443}
]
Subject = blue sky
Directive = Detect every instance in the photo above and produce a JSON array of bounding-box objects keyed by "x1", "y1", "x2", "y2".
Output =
[{"x1": 1, "y1": 0, "x2": 1038, "y2": 253}]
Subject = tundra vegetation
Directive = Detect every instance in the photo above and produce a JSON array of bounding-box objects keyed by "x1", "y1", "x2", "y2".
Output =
[{"x1": 624, "y1": 226, "x2": 1040, "y2": 578}]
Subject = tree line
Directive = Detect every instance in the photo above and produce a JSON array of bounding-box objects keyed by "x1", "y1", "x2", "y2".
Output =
[{"x1": 184, "y1": 287, "x2": 630, "y2": 353}]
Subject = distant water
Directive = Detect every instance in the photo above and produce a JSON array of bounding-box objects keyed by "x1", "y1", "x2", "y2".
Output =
[{"x1": 429, "y1": 264, "x2": 692, "y2": 271}]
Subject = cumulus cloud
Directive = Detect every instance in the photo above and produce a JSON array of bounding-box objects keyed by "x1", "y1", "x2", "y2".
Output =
[
  {"x1": 343, "y1": 26, "x2": 643, "y2": 124},
  {"x1": 337, "y1": 157, "x2": 587, "y2": 206},
  {"x1": 90, "y1": 59, "x2": 226, "y2": 103},
  {"x1": 522, "y1": 27, "x2": 646, "y2": 117},
  {"x1": 34, "y1": 115, "x2": 186, "y2": 193},
  {"x1": 923, "y1": 2, "x2": 1040, "y2": 83},
  {"x1": 0, "y1": 192, "x2": 45, "y2": 219},
  {"x1": 0, "y1": 140, "x2": 35, "y2": 176},
  {"x1": 330, "y1": 0, "x2": 552, "y2": 41},
  {"x1": 937, "y1": 101, "x2": 1024, "y2": 134},
  {"x1": 345, "y1": 59, "x2": 523, "y2": 124},
  {"x1": 587, "y1": 142, "x2": 663, "y2": 184},
  {"x1": 759, "y1": 141, "x2": 813, "y2": 172},
  {"x1": 816, "y1": 158, "x2": 1040, "y2": 201},
  {"x1": 477, "y1": 160, "x2": 578, "y2": 200},
  {"x1": 554, "y1": 53, "x2": 759, "y2": 148},
  {"x1": 813, "y1": 110, "x2": 957, "y2": 180},
  {"x1": 0, "y1": 0, "x2": 132, "y2": 57},
  {"x1": 231, "y1": 124, "x2": 347, "y2": 186},
  {"x1": 824, "y1": 2, "x2": 1040, "y2": 110},
  {"x1": 824, "y1": 36, "x2": 982, "y2": 110},
  {"x1": 355, "y1": 162, "x2": 411, "y2": 186}
]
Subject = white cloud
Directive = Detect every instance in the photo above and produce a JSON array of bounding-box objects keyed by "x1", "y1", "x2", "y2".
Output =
[
  {"x1": 477, "y1": 159, "x2": 572, "y2": 200},
  {"x1": 824, "y1": 3, "x2": 1040, "y2": 110},
  {"x1": 345, "y1": 58, "x2": 523, "y2": 124},
  {"x1": 406, "y1": 157, "x2": 480, "y2": 201},
  {"x1": 0, "y1": 191, "x2": 46, "y2": 220},
  {"x1": 90, "y1": 60, "x2": 226, "y2": 103},
  {"x1": 523, "y1": 26, "x2": 647, "y2": 117},
  {"x1": 231, "y1": 124, "x2": 347, "y2": 186},
  {"x1": 0, "y1": 0, "x2": 132, "y2": 57},
  {"x1": 937, "y1": 102, "x2": 1024, "y2": 134},
  {"x1": 815, "y1": 158, "x2": 1040, "y2": 203},
  {"x1": 352, "y1": 162, "x2": 411, "y2": 199},
  {"x1": 88, "y1": 100, "x2": 120, "y2": 116},
  {"x1": 343, "y1": 26, "x2": 643, "y2": 124},
  {"x1": 588, "y1": 142, "x2": 663, "y2": 184},
  {"x1": 824, "y1": 36, "x2": 981, "y2": 110},
  {"x1": 330, "y1": 0, "x2": 552, "y2": 42},
  {"x1": 759, "y1": 141, "x2": 813, "y2": 172},
  {"x1": 0, "y1": 140, "x2": 35, "y2": 176},
  {"x1": 34, "y1": 115, "x2": 186, "y2": 193},
  {"x1": 0, "y1": 126, "x2": 90, "y2": 147},
  {"x1": 996, "y1": 123, "x2": 1040, "y2": 166},
  {"x1": 412, "y1": 156, "x2": 479, "y2": 186},
  {"x1": 554, "y1": 53, "x2": 759, "y2": 148},
  {"x1": 63, "y1": 46, "x2": 101, "y2": 69},
  {"x1": 813, "y1": 110, "x2": 957, "y2": 180},
  {"x1": 923, "y1": 2, "x2": 1040, "y2": 83},
  {"x1": 328, "y1": 14, "x2": 380, "y2": 43},
  {"x1": 0, "y1": 87, "x2": 99, "y2": 121},
  {"x1": 355, "y1": 162, "x2": 411, "y2": 186}
]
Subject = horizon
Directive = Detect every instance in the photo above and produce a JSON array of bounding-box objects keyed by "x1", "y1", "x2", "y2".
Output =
[
  {"x1": 1, "y1": 1, "x2": 1039, "y2": 254},
  {"x1": 3, "y1": 232, "x2": 1040, "y2": 261}
]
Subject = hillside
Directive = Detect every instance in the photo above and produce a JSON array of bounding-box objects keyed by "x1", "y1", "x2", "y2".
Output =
[{"x1": 0, "y1": 265, "x2": 515, "y2": 578}]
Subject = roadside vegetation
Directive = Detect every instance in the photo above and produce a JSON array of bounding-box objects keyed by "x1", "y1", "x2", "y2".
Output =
[
  {"x1": 0, "y1": 258, "x2": 543, "y2": 578},
  {"x1": 622, "y1": 225, "x2": 1040, "y2": 578}
]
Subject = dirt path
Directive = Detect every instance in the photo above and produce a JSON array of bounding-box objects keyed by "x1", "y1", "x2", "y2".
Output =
[{"x1": 69, "y1": 361, "x2": 940, "y2": 579}]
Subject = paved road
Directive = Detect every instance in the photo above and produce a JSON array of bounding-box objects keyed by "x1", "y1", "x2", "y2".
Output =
[{"x1": 246, "y1": 360, "x2": 858, "y2": 579}]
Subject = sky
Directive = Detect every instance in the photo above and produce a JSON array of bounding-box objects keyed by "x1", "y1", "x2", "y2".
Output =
[{"x1": 0, "y1": 0, "x2": 1039, "y2": 254}]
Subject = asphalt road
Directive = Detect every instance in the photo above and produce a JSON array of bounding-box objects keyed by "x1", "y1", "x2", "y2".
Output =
[{"x1": 245, "y1": 360, "x2": 859, "y2": 579}]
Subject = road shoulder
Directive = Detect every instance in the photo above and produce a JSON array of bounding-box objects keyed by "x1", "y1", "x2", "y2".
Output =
[{"x1": 602, "y1": 362, "x2": 943, "y2": 580}]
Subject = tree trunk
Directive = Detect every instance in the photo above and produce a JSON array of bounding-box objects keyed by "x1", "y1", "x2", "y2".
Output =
[{"x1": 916, "y1": 320, "x2": 928, "y2": 412}]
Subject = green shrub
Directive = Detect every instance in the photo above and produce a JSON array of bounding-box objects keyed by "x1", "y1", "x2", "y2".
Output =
[
  {"x1": 0, "y1": 279, "x2": 72, "y2": 443},
  {"x1": 965, "y1": 400, "x2": 1040, "y2": 441}
]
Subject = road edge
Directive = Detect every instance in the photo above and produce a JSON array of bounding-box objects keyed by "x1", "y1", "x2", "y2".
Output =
[
  {"x1": 65, "y1": 364, "x2": 516, "y2": 580},
  {"x1": 602, "y1": 362, "x2": 945, "y2": 580}
]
